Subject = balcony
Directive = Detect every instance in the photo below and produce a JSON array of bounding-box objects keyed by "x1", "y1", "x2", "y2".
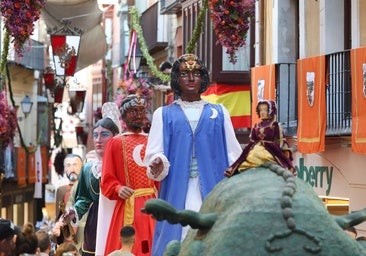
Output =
[
  {"x1": 160, "y1": 0, "x2": 182, "y2": 15},
  {"x1": 275, "y1": 49, "x2": 352, "y2": 137},
  {"x1": 140, "y1": 2, "x2": 168, "y2": 54}
]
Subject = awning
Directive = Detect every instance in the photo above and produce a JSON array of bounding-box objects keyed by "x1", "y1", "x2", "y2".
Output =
[
  {"x1": 41, "y1": 0, "x2": 108, "y2": 72},
  {"x1": 13, "y1": 39, "x2": 45, "y2": 70}
]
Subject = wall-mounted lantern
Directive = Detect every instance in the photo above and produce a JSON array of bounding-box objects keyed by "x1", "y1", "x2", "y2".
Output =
[{"x1": 20, "y1": 95, "x2": 33, "y2": 118}]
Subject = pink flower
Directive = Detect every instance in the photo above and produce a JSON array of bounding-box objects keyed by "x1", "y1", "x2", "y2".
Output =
[
  {"x1": 208, "y1": 0, "x2": 255, "y2": 64},
  {"x1": 1, "y1": 0, "x2": 47, "y2": 56},
  {"x1": 0, "y1": 92, "x2": 17, "y2": 149},
  {"x1": 114, "y1": 77, "x2": 152, "y2": 109}
]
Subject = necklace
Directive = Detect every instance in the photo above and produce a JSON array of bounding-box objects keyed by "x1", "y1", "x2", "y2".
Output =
[{"x1": 90, "y1": 176, "x2": 100, "y2": 196}]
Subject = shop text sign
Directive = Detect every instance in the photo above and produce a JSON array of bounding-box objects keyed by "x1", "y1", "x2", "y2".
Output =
[{"x1": 295, "y1": 158, "x2": 333, "y2": 196}]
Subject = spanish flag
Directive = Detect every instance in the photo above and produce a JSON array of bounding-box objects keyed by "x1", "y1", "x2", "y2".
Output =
[
  {"x1": 297, "y1": 55, "x2": 326, "y2": 153},
  {"x1": 251, "y1": 65, "x2": 276, "y2": 126},
  {"x1": 351, "y1": 47, "x2": 366, "y2": 154},
  {"x1": 202, "y1": 83, "x2": 251, "y2": 128}
]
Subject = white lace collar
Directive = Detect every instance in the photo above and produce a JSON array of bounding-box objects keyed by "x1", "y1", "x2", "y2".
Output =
[
  {"x1": 175, "y1": 98, "x2": 207, "y2": 109},
  {"x1": 91, "y1": 160, "x2": 102, "y2": 179}
]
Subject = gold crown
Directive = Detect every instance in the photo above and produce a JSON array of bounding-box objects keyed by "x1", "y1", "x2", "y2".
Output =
[{"x1": 179, "y1": 54, "x2": 201, "y2": 71}]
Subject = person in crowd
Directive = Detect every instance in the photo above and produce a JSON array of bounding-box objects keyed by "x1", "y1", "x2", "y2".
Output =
[
  {"x1": 97, "y1": 95, "x2": 159, "y2": 256},
  {"x1": 55, "y1": 242, "x2": 79, "y2": 256},
  {"x1": 107, "y1": 226, "x2": 136, "y2": 256},
  {"x1": 69, "y1": 116, "x2": 119, "y2": 256},
  {"x1": 14, "y1": 222, "x2": 38, "y2": 256},
  {"x1": 0, "y1": 218, "x2": 17, "y2": 256},
  {"x1": 224, "y1": 99, "x2": 295, "y2": 177},
  {"x1": 52, "y1": 153, "x2": 83, "y2": 246},
  {"x1": 160, "y1": 61, "x2": 172, "y2": 74},
  {"x1": 36, "y1": 229, "x2": 52, "y2": 255},
  {"x1": 159, "y1": 61, "x2": 174, "y2": 105},
  {"x1": 143, "y1": 53, "x2": 242, "y2": 256}
]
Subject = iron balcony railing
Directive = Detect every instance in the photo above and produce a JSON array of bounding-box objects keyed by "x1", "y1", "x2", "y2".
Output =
[
  {"x1": 275, "y1": 49, "x2": 352, "y2": 137},
  {"x1": 325, "y1": 50, "x2": 352, "y2": 135},
  {"x1": 275, "y1": 63, "x2": 297, "y2": 137}
]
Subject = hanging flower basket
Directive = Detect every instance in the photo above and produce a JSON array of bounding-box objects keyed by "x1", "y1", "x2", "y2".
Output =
[
  {"x1": 0, "y1": 0, "x2": 47, "y2": 56},
  {"x1": 208, "y1": 0, "x2": 255, "y2": 64},
  {"x1": 0, "y1": 92, "x2": 17, "y2": 150}
]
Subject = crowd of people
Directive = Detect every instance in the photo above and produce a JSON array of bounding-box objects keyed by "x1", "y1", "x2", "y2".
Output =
[{"x1": 0, "y1": 54, "x2": 295, "y2": 256}]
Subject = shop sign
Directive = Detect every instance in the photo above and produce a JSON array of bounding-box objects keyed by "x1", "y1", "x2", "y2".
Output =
[{"x1": 295, "y1": 157, "x2": 333, "y2": 196}]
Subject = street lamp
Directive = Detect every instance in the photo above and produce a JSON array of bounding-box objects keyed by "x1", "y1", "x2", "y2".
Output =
[
  {"x1": 20, "y1": 95, "x2": 33, "y2": 118},
  {"x1": 75, "y1": 124, "x2": 88, "y2": 146},
  {"x1": 48, "y1": 19, "x2": 83, "y2": 77},
  {"x1": 43, "y1": 67, "x2": 66, "y2": 103},
  {"x1": 43, "y1": 66, "x2": 55, "y2": 90},
  {"x1": 68, "y1": 77, "x2": 86, "y2": 115},
  {"x1": 45, "y1": 19, "x2": 83, "y2": 103}
]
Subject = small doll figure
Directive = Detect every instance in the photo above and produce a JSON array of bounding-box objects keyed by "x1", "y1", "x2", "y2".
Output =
[{"x1": 225, "y1": 99, "x2": 296, "y2": 177}]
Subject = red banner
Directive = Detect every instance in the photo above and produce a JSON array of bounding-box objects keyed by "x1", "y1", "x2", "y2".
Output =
[{"x1": 297, "y1": 55, "x2": 326, "y2": 153}]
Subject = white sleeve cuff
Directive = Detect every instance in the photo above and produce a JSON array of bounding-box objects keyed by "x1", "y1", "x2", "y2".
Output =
[{"x1": 146, "y1": 153, "x2": 170, "y2": 181}]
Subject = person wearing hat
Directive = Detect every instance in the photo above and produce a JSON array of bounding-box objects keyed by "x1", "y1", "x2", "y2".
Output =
[
  {"x1": 97, "y1": 95, "x2": 159, "y2": 256},
  {"x1": 0, "y1": 218, "x2": 16, "y2": 256}
]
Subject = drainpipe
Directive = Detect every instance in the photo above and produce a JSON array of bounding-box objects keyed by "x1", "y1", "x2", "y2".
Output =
[{"x1": 255, "y1": 0, "x2": 262, "y2": 66}]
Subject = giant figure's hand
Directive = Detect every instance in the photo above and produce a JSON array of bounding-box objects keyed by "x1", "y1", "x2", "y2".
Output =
[
  {"x1": 118, "y1": 186, "x2": 134, "y2": 199},
  {"x1": 60, "y1": 208, "x2": 76, "y2": 225},
  {"x1": 150, "y1": 157, "x2": 163, "y2": 178}
]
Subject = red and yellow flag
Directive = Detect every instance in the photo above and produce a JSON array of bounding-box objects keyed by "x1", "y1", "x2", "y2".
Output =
[
  {"x1": 351, "y1": 47, "x2": 366, "y2": 154},
  {"x1": 297, "y1": 55, "x2": 326, "y2": 153},
  {"x1": 250, "y1": 64, "x2": 276, "y2": 126},
  {"x1": 202, "y1": 83, "x2": 251, "y2": 128}
]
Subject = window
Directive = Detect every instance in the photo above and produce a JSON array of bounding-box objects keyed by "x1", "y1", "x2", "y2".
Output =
[
  {"x1": 325, "y1": 51, "x2": 351, "y2": 135},
  {"x1": 182, "y1": 0, "x2": 254, "y2": 85}
]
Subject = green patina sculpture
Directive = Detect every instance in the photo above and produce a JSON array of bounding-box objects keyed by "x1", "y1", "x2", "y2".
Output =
[{"x1": 142, "y1": 162, "x2": 366, "y2": 255}]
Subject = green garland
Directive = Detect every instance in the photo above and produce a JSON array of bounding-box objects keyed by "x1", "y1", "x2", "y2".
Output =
[
  {"x1": 5, "y1": 63, "x2": 47, "y2": 154},
  {"x1": 129, "y1": 2, "x2": 208, "y2": 82},
  {"x1": 0, "y1": 28, "x2": 10, "y2": 82},
  {"x1": 129, "y1": 7, "x2": 170, "y2": 83},
  {"x1": 185, "y1": 0, "x2": 208, "y2": 53}
]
